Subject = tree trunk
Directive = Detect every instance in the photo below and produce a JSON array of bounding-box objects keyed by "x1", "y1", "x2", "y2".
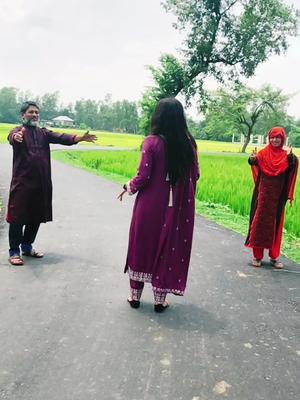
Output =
[{"x1": 241, "y1": 128, "x2": 252, "y2": 153}]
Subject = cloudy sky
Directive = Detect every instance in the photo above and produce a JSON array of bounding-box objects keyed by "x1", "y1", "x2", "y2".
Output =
[{"x1": 0, "y1": 0, "x2": 299, "y2": 119}]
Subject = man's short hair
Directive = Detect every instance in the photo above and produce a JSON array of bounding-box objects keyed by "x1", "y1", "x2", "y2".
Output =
[{"x1": 20, "y1": 101, "x2": 40, "y2": 114}]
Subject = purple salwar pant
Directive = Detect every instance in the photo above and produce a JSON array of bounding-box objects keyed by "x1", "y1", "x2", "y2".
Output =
[{"x1": 129, "y1": 279, "x2": 167, "y2": 304}]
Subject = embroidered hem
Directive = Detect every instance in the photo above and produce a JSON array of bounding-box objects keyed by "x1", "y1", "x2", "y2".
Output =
[
  {"x1": 127, "y1": 267, "x2": 185, "y2": 295},
  {"x1": 152, "y1": 286, "x2": 184, "y2": 296},
  {"x1": 128, "y1": 267, "x2": 152, "y2": 282}
]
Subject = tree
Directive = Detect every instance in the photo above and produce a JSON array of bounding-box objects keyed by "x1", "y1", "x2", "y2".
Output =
[
  {"x1": 112, "y1": 100, "x2": 139, "y2": 133},
  {"x1": 39, "y1": 92, "x2": 60, "y2": 120},
  {"x1": 203, "y1": 84, "x2": 290, "y2": 151},
  {"x1": 0, "y1": 87, "x2": 19, "y2": 123},
  {"x1": 288, "y1": 119, "x2": 300, "y2": 147},
  {"x1": 140, "y1": 0, "x2": 299, "y2": 133},
  {"x1": 58, "y1": 103, "x2": 75, "y2": 119},
  {"x1": 74, "y1": 99, "x2": 99, "y2": 129},
  {"x1": 140, "y1": 54, "x2": 186, "y2": 134},
  {"x1": 74, "y1": 96, "x2": 139, "y2": 133}
]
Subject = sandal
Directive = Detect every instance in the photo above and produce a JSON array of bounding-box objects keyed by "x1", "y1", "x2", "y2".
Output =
[
  {"x1": 127, "y1": 297, "x2": 140, "y2": 309},
  {"x1": 252, "y1": 259, "x2": 262, "y2": 268},
  {"x1": 154, "y1": 301, "x2": 169, "y2": 313},
  {"x1": 270, "y1": 259, "x2": 284, "y2": 269},
  {"x1": 8, "y1": 255, "x2": 24, "y2": 266},
  {"x1": 22, "y1": 249, "x2": 44, "y2": 258}
]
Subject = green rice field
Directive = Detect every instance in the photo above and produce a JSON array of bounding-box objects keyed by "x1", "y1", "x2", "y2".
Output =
[
  {"x1": 2, "y1": 123, "x2": 299, "y2": 261},
  {"x1": 53, "y1": 150, "x2": 300, "y2": 237},
  {"x1": 1, "y1": 123, "x2": 299, "y2": 155}
]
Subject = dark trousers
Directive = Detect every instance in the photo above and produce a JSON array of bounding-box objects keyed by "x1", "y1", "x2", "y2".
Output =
[{"x1": 9, "y1": 223, "x2": 40, "y2": 256}]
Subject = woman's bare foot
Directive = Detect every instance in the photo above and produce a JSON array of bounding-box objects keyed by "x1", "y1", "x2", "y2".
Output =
[
  {"x1": 270, "y1": 259, "x2": 284, "y2": 269},
  {"x1": 252, "y1": 259, "x2": 262, "y2": 268}
]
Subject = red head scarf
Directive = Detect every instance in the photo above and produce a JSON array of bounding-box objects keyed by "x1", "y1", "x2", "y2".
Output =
[{"x1": 256, "y1": 127, "x2": 289, "y2": 176}]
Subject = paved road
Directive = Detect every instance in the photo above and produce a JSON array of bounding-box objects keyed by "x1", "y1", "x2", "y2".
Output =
[{"x1": 0, "y1": 144, "x2": 299, "y2": 400}]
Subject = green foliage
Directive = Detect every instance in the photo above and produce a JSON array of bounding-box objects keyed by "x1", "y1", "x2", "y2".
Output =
[
  {"x1": 74, "y1": 96, "x2": 139, "y2": 132},
  {"x1": 163, "y1": 0, "x2": 299, "y2": 88},
  {"x1": 139, "y1": 90, "x2": 158, "y2": 135},
  {"x1": 139, "y1": 54, "x2": 186, "y2": 135},
  {"x1": 203, "y1": 84, "x2": 290, "y2": 149},
  {"x1": 140, "y1": 0, "x2": 299, "y2": 133},
  {"x1": 0, "y1": 87, "x2": 19, "y2": 123},
  {"x1": 39, "y1": 92, "x2": 60, "y2": 120},
  {"x1": 0, "y1": 86, "x2": 139, "y2": 133},
  {"x1": 148, "y1": 54, "x2": 186, "y2": 99},
  {"x1": 288, "y1": 122, "x2": 300, "y2": 147}
]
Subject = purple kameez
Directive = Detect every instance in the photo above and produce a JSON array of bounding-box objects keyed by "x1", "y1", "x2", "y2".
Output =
[
  {"x1": 6, "y1": 126, "x2": 77, "y2": 224},
  {"x1": 125, "y1": 135, "x2": 200, "y2": 295}
]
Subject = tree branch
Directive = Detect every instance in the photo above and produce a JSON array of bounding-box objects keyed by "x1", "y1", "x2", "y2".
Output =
[{"x1": 221, "y1": 0, "x2": 240, "y2": 17}]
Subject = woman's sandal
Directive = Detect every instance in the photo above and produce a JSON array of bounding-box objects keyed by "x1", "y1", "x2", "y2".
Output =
[
  {"x1": 8, "y1": 255, "x2": 24, "y2": 266},
  {"x1": 270, "y1": 259, "x2": 284, "y2": 269},
  {"x1": 154, "y1": 301, "x2": 169, "y2": 313},
  {"x1": 252, "y1": 259, "x2": 262, "y2": 268},
  {"x1": 127, "y1": 297, "x2": 140, "y2": 309},
  {"x1": 22, "y1": 249, "x2": 44, "y2": 258}
]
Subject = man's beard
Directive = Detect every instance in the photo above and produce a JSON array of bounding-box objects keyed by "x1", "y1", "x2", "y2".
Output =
[{"x1": 22, "y1": 119, "x2": 39, "y2": 127}]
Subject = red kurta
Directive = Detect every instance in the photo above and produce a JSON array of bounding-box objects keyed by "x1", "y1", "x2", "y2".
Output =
[
  {"x1": 245, "y1": 155, "x2": 298, "y2": 251},
  {"x1": 6, "y1": 126, "x2": 76, "y2": 224}
]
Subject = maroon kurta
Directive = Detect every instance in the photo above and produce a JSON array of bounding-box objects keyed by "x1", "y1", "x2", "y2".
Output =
[
  {"x1": 245, "y1": 154, "x2": 298, "y2": 250},
  {"x1": 247, "y1": 172, "x2": 286, "y2": 249},
  {"x1": 6, "y1": 126, "x2": 76, "y2": 224},
  {"x1": 125, "y1": 135, "x2": 200, "y2": 295}
]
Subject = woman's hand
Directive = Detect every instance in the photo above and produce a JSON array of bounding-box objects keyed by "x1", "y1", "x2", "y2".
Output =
[
  {"x1": 250, "y1": 147, "x2": 257, "y2": 159},
  {"x1": 287, "y1": 144, "x2": 293, "y2": 156},
  {"x1": 117, "y1": 189, "x2": 127, "y2": 202}
]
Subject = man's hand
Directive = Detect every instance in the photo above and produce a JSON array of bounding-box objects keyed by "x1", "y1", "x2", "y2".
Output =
[
  {"x1": 13, "y1": 127, "x2": 25, "y2": 143},
  {"x1": 75, "y1": 131, "x2": 97, "y2": 143}
]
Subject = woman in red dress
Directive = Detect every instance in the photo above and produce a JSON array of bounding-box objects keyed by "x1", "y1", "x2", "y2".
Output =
[{"x1": 245, "y1": 127, "x2": 298, "y2": 268}]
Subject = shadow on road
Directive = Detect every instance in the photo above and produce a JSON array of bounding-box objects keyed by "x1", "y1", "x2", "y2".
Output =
[{"x1": 131, "y1": 302, "x2": 226, "y2": 334}]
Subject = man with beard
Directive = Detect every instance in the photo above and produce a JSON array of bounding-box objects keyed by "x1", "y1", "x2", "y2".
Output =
[{"x1": 7, "y1": 101, "x2": 97, "y2": 265}]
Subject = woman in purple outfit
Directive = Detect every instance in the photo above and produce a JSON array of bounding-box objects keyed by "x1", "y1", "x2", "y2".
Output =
[{"x1": 118, "y1": 98, "x2": 200, "y2": 312}]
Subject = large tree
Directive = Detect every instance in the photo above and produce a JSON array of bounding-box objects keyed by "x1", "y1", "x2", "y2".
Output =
[
  {"x1": 141, "y1": 0, "x2": 299, "y2": 133},
  {"x1": 39, "y1": 92, "x2": 60, "y2": 120},
  {"x1": 203, "y1": 84, "x2": 290, "y2": 151},
  {"x1": 0, "y1": 87, "x2": 19, "y2": 123},
  {"x1": 111, "y1": 100, "x2": 139, "y2": 133}
]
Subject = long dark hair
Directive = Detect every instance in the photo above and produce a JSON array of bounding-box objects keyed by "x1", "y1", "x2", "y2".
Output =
[{"x1": 151, "y1": 97, "x2": 197, "y2": 184}]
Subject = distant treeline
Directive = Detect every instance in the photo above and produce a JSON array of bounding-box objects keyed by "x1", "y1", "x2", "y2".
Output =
[
  {"x1": 0, "y1": 86, "x2": 300, "y2": 146},
  {"x1": 0, "y1": 87, "x2": 140, "y2": 133}
]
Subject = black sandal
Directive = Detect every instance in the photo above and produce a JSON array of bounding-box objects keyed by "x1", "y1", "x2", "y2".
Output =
[
  {"x1": 154, "y1": 302, "x2": 169, "y2": 313},
  {"x1": 127, "y1": 298, "x2": 140, "y2": 309}
]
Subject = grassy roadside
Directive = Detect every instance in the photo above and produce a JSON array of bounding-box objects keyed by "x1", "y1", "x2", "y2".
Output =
[{"x1": 52, "y1": 150, "x2": 300, "y2": 264}]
